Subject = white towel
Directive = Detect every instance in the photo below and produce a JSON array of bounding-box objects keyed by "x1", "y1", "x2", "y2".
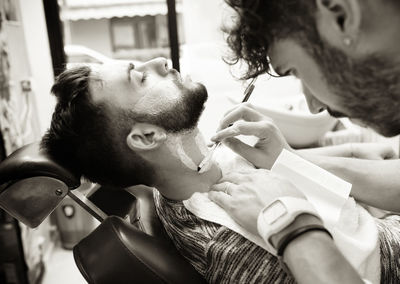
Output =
[{"x1": 183, "y1": 146, "x2": 380, "y2": 283}]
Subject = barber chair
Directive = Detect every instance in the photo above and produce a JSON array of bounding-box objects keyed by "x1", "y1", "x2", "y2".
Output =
[{"x1": 0, "y1": 142, "x2": 206, "y2": 283}]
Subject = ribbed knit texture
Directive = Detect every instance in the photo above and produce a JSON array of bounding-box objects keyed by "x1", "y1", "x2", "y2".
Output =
[
  {"x1": 155, "y1": 190, "x2": 295, "y2": 283},
  {"x1": 154, "y1": 191, "x2": 400, "y2": 283},
  {"x1": 375, "y1": 215, "x2": 400, "y2": 283}
]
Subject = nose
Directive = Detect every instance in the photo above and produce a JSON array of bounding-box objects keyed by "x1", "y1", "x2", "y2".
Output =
[
  {"x1": 301, "y1": 83, "x2": 326, "y2": 114},
  {"x1": 135, "y1": 57, "x2": 169, "y2": 76}
]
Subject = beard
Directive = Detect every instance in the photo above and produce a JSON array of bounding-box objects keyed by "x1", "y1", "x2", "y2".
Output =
[
  {"x1": 127, "y1": 82, "x2": 208, "y2": 133},
  {"x1": 310, "y1": 39, "x2": 400, "y2": 137}
]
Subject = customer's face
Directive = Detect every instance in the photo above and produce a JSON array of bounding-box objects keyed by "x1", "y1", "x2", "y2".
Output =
[
  {"x1": 89, "y1": 58, "x2": 208, "y2": 132},
  {"x1": 269, "y1": 39, "x2": 400, "y2": 136}
]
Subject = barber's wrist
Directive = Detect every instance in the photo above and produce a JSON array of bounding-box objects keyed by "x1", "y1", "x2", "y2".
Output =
[
  {"x1": 270, "y1": 213, "x2": 323, "y2": 249},
  {"x1": 283, "y1": 228, "x2": 334, "y2": 259}
]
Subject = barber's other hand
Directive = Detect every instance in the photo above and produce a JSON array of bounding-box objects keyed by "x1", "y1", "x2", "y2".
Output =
[
  {"x1": 209, "y1": 169, "x2": 305, "y2": 236},
  {"x1": 351, "y1": 143, "x2": 397, "y2": 160},
  {"x1": 211, "y1": 103, "x2": 292, "y2": 169}
]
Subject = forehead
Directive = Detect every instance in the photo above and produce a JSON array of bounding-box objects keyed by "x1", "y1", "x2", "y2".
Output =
[
  {"x1": 268, "y1": 39, "x2": 321, "y2": 75},
  {"x1": 87, "y1": 62, "x2": 129, "y2": 103},
  {"x1": 89, "y1": 62, "x2": 126, "y2": 82},
  {"x1": 268, "y1": 39, "x2": 297, "y2": 70}
]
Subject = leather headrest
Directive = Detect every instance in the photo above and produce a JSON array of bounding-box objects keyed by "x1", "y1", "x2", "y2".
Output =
[
  {"x1": 0, "y1": 142, "x2": 80, "y2": 188},
  {"x1": 0, "y1": 142, "x2": 81, "y2": 228}
]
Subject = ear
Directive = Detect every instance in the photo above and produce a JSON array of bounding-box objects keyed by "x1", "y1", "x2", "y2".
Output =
[
  {"x1": 126, "y1": 123, "x2": 167, "y2": 152},
  {"x1": 315, "y1": 0, "x2": 362, "y2": 48}
]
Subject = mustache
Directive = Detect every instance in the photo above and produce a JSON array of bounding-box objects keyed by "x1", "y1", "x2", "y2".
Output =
[{"x1": 326, "y1": 107, "x2": 347, "y2": 118}]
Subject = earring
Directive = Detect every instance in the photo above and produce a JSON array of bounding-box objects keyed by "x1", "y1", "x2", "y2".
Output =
[{"x1": 343, "y1": 37, "x2": 352, "y2": 46}]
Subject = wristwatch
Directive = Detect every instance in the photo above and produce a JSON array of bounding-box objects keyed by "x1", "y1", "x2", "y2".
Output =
[{"x1": 257, "y1": 196, "x2": 320, "y2": 255}]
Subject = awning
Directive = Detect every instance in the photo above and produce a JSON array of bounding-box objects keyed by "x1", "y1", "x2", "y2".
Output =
[{"x1": 60, "y1": 0, "x2": 182, "y2": 21}]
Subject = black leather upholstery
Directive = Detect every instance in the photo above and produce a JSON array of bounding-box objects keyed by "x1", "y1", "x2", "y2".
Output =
[
  {"x1": 0, "y1": 143, "x2": 207, "y2": 283},
  {"x1": 74, "y1": 215, "x2": 206, "y2": 284},
  {"x1": 0, "y1": 142, "x2": 79, "y2": 227},
  {"x1": 0, "y1": 142, "x2": 80, "y2": 188}
]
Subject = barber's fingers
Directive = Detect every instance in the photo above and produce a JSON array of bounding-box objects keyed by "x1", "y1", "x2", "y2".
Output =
[
  {"x1": 216, "y1": 170, "x2": 259, "y2": 184},
  {"x1": 212, "y1": 182, "x2": 234, "y2": 193},
  {"x1": 209, "y1": 191, "x2": 234, "y2": 210},
  {"x1": 222, "y1": 137, "x2": 264, "y2": 165},
  {"x1": 217, "y1": 103, "x2": 267, "y2": 131},
  {"x1": 212, "y1": 120, "x2": 274, "y2": 142},
  {"x1": 212, "y1": 180, "x2": 245, "y2": 190},
  {"x1": 383, "y1": 147, "x2": 397, "y2": 159}
]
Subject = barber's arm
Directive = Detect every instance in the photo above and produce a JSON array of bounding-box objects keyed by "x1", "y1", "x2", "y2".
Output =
[
  {"x1": 209, "y1": 171, "x2": 363, "y2": 284},
  {"x1": 211, "y1": 103, "x2": 400, "y2": 212},
  {"x1": 298, "y1": 154, "x2": 400, "y2": 212}
]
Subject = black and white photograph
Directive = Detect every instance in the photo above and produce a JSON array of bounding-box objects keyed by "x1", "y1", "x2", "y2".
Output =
[{"x1": 0, "y1": 0, "x2": 399, "y2": 283}]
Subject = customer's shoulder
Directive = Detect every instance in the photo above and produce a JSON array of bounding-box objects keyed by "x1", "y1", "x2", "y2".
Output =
[{"x1": 153, "y1": 189, "x2": 207, "y2": 225}]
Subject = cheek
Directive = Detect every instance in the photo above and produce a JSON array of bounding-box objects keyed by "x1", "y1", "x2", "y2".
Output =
[
  {"x1": 135, "y1": 83, "x2": 181, "y2": 114},
  {"x1": 301, "y1": 72, "x2": 336, "y2": 108}
]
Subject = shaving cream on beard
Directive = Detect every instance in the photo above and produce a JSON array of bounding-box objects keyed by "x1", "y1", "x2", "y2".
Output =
[
  {"x1": 164, "y1": 134, "x2": 198, "y2": 171},
  {"x1": 195, "y1": 131, "x2": 209, "y2": 156}
]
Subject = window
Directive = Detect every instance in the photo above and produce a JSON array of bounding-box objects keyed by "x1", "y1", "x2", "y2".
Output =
[{"x1": 111, "y1": 16, "x2": 158, "y2": 51}]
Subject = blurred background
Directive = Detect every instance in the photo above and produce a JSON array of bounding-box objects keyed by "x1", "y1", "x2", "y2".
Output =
[{"x1": 0, "y1": 0, "x2": 398, "y2": 283}]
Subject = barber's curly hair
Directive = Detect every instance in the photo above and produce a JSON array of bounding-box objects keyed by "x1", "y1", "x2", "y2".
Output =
[
  {"x1": 224, "y1": 0, "x2": 319, "y2": 79},
  {"x1": 41, "y1": 66, "x2": 155, "y2": 187}
]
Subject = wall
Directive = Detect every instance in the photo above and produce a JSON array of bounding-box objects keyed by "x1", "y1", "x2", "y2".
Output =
[
  {"x1": 19, "y1": 0, "x2": 55, "y2": 135},
  {"x1": 69, "y1": 18, "x2": 112, "y2": 57},
  {"x1": 1, "y1": 1, "x2": 58, "y2": 282}
]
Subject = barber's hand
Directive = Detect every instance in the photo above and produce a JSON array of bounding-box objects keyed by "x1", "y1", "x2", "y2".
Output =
[
  {"x1": 211, "y1": 103, "x2": 292, "y2": 169},
  {"x1": 209, "y1": 169, "x2": 305, "y2": 236},
  {"x1": 350, "y1": 143, "x2": 397, "y2": 160}
]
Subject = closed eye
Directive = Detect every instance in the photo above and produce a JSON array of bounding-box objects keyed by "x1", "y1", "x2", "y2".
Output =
[
  {"x1": 141, "y1": 71, "x2": 148, "y2": 83},
  {"x1": 127, "y1": 63, "x2": 135, "y2": 82}
]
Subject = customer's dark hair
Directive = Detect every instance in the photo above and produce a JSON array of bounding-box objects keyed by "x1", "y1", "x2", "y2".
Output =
[
  {"x1": 224, "y1": 0, "x2": 319, "y2": 79},
  {"x1": 41, "y1": 66, "x2": 155, "y2": 187}
]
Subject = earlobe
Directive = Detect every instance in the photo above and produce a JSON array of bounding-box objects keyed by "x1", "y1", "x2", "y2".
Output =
[
  {"x1": 126, "y1": 123, "x2": 167, "y2": 152},
  {"x1": 316, "y1": 0, "x2": 362, "y2": 46}
]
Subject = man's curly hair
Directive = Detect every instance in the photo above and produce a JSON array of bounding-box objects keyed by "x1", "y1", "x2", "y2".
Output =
[
  {"x1": 224, "y1": 0, "x2": 319, "y2": 79},
  {"x1": 223, "y1": 0, "x2": 400, "y2": 136}
]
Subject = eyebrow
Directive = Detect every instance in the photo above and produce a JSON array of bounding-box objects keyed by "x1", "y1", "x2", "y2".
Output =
[{"x1": 127, "y1": 63, "x2": 135, "y2": 82}]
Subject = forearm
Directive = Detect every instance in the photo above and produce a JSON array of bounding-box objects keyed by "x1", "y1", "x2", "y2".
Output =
[
  {"x1": 284, "y1": 231, "x2": 363, "y2": 284},
  {"x1": 297, "y1": 144, "x2": 353, "y2": 157},
  {"x1": 299, "y1": 153, "x2": 400, "y2": 211},
  {"x1": 269, "y1": 214, "x2": 363, "y2": 284}
]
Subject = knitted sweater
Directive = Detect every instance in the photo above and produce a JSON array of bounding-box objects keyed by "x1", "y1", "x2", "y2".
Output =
[{"x1": 154, "y1": 190, "x2": 400, "y2": 283}]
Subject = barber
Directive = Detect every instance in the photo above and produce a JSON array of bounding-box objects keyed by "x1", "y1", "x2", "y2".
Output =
[
  {"x1": 209, "y1": 0, "x2": 400, "y2": 282},
  {"x1": 208, "y1": 105, "x2": 366, "y2": 284}
]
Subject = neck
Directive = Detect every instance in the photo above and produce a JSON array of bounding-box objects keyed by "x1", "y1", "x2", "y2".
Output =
[{"x1": 150, "y1": 129, "x2": 222, "y2": 200}]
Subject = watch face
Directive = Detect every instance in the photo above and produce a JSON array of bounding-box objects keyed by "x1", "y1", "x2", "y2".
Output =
[{"x1": 262, "y1": 200, "x2": 287, "y2": 224}]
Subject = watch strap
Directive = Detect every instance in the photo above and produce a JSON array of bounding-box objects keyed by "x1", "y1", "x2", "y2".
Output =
[
  {"x1": 257, "y1": 197, "x2": 319, "y2": 254},
  {"x1": 277, "y1": 224, "x2": 332, "y2": 256},
  {"x1": 276, "y1": 223, "x2": 333, "y2": 276}
]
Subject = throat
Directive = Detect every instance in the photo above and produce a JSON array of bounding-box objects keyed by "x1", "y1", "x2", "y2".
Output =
[
  {"x1": 154, "y1": 161, "x2": 221, "y2": 201},
  {"x1": 154, "y1": 129, "x2": 222, "y2": 200}
]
